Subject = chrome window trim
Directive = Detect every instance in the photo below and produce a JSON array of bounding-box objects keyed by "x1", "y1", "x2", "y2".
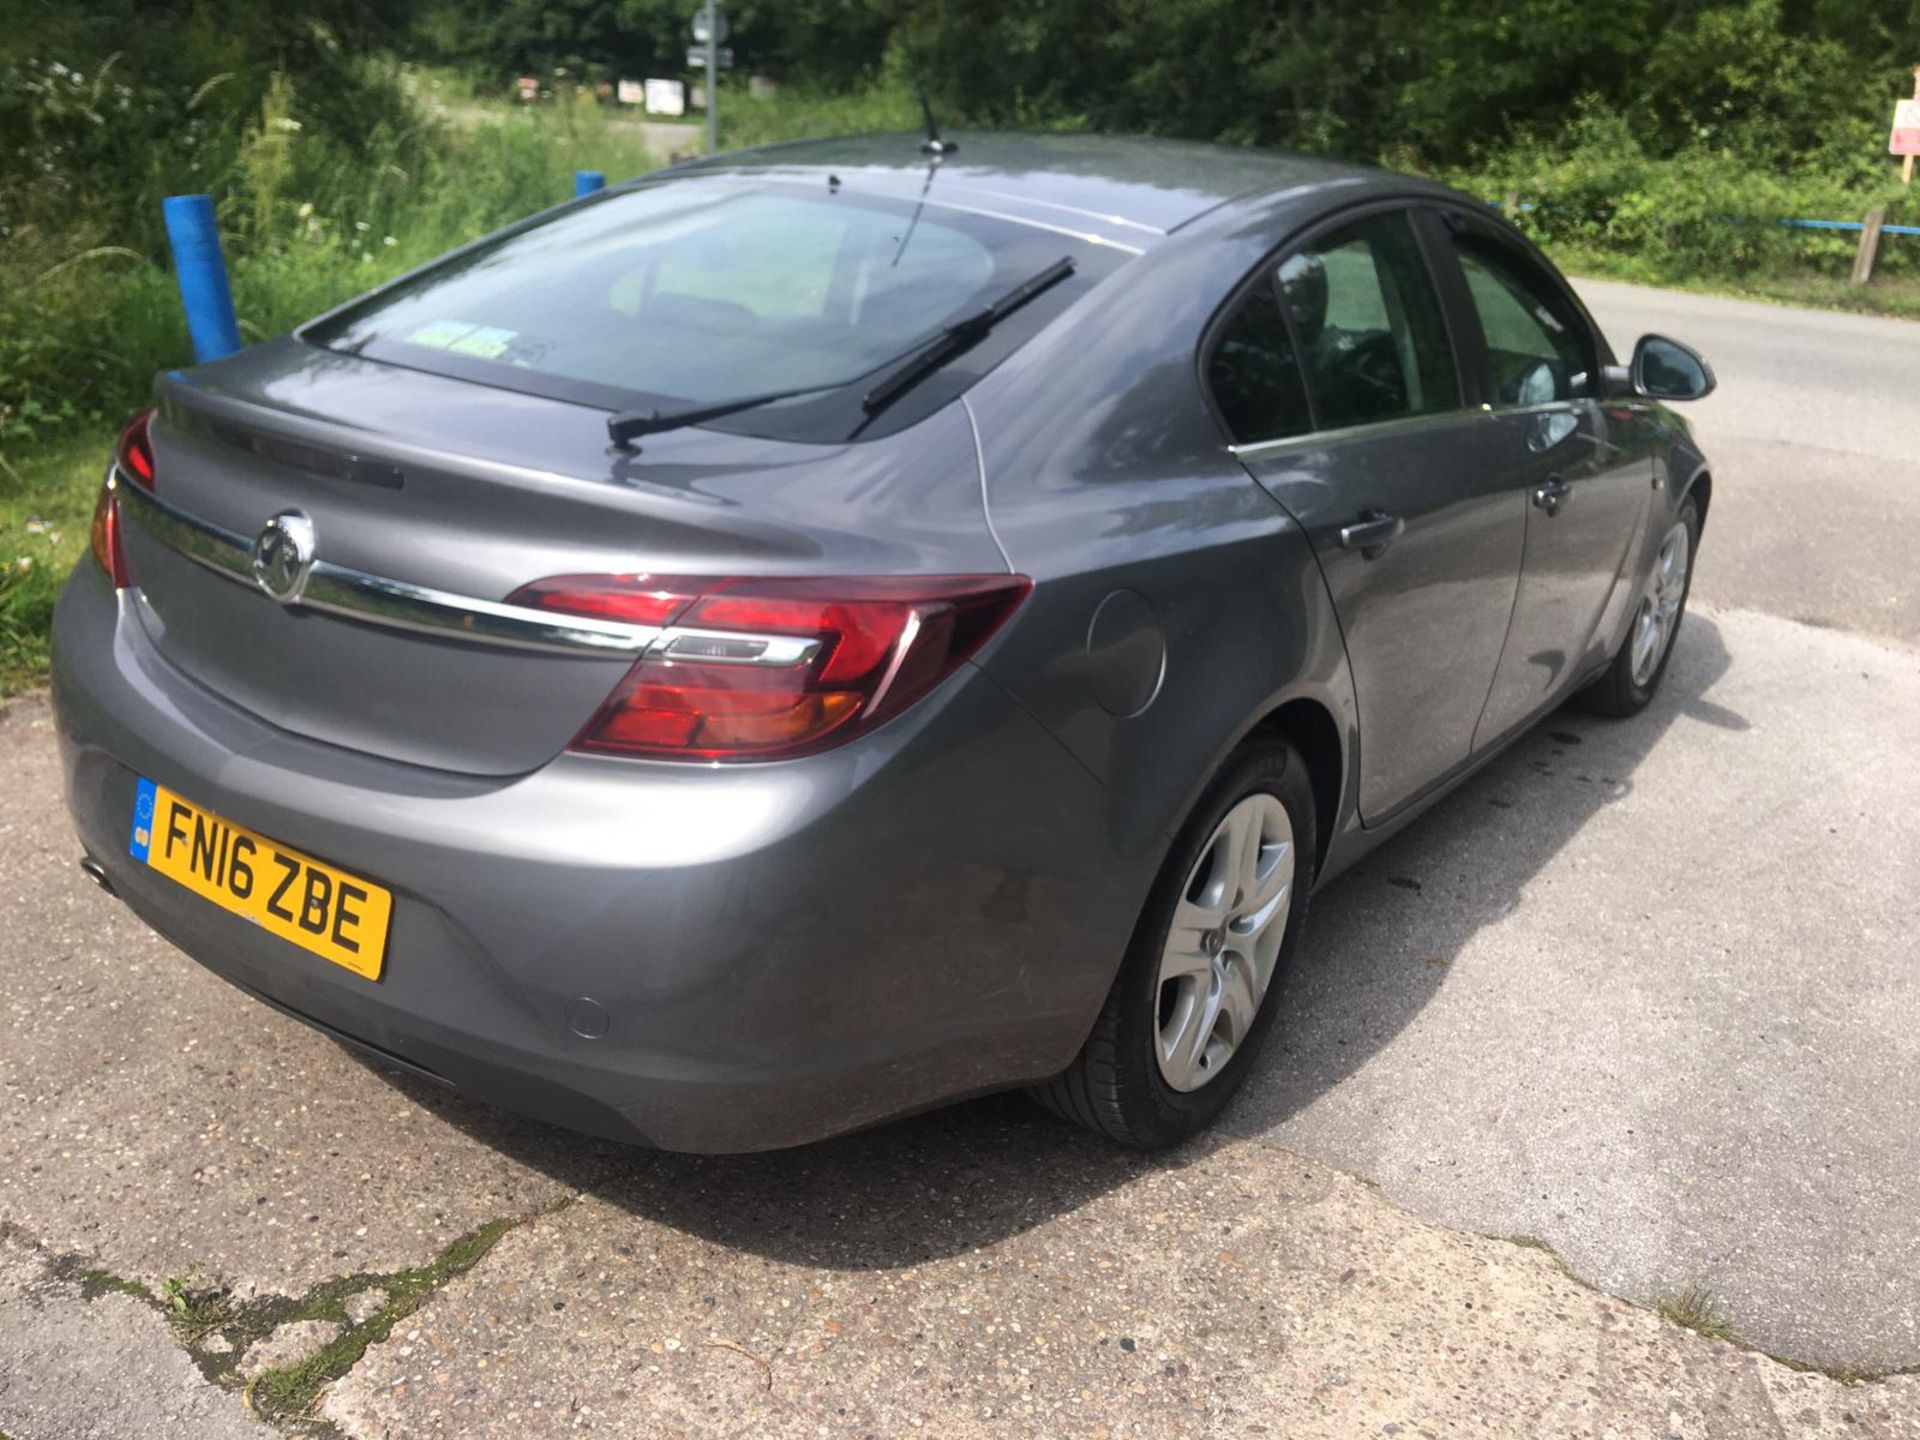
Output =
[
  {"x1": 1226, "y1": 406, "x2": 1487, "y2": 459},
  {"x1": 1483, "y1": 398, "x2": 1592, "y2": 420},
  {"x1": 114, "y1": 475, "x2": 662, "y2": 659}
]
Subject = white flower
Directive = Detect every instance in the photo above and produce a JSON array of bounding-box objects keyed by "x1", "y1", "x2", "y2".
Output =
[
  {"x1": 354, "y1": 220, "x2": 370, "y2": 231},
  {"x1": 270, "y1": 116, "x2": 302, "y2": 133},
  {"x1": 15, "y1": 557, "x2": 32, "y2": 572},
  {"x1": 297, "y1": 202, "x2": 314, "y2": 218},
  {"x1": 382, "y1": 235, "x2": 396, "y2": 246}
]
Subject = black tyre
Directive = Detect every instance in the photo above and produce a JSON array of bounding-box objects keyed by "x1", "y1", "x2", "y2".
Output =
[
  {"x1": 1576, "y1": 497, "x2": 1700, "y2": 719},
  {"x1": 1030, "y1": 737, "x2": 1316, "y2": 1148}
]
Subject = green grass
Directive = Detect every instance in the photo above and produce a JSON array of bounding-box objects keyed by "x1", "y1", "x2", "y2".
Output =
[
  {"x1": 1657, "y1": 1280, "x2": 1738, "y2": 1343},
  {"x1": 0, "y1": 68, "x2": 669, "y2": 695},
  {"x1": 243, "y1": 1216, "x2": 518, "y2": 1421},
  {"x1": 0, "y1": 435, "x2": 101, "y2": 694},
  {"x1": 160, "y1": 1268, "x2": 237, "y2": 1341},
  {"x1": 1559, "y1": 243, "x2": 1920, "y2": 320},
  {"x1": 715, "y1": 74, "x2": 922, "y2": 152}
]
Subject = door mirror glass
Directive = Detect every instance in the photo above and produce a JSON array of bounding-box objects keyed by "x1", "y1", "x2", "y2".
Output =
[{"x1": 1632, "y1": 334, "x2": 1715, "y2": 401}]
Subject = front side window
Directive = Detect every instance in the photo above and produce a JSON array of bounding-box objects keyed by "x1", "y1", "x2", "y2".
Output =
[
  {"x1": 1277, "y1": 212, "x2": 1459, "y2": 430},
  {"x1": 1452, "y1": 236, "x2": 1595, "y2": 407}
]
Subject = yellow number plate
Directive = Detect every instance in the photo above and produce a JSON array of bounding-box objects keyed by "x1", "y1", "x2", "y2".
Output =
[{"x1": 130, "y1": 778, "x2": 392, "y2": 980}]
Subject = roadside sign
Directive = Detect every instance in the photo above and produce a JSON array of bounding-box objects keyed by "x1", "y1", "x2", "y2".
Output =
[
  {"x1": 1892, "y1": 99, "x2": 1920, "y2": 156},
  {"x1": 616, "y1": 79, "x2": 643, "y2": 106},
  {"x1": 692, "y1": 8, "x2": 729, "y2": 44},
  {"x1": 644, "y1": 78, "x2": 686, "y2": 117},
  {"x1": 687, "y1": 45, "x2": 734, "y2": 69}
]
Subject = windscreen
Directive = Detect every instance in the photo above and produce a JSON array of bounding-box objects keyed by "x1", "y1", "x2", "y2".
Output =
[{"x1": 309, "y1": 175, "x2": 1106, "y2": 436}]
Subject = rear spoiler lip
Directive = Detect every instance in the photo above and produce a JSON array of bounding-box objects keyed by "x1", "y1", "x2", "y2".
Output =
[{"x1": 151, "y1": 359, "x2": 814, "y2": 535}]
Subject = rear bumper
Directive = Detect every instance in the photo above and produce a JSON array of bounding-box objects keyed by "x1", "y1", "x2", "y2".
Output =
[{"x1": 51, "y1": 560, "x2": 1144, "y2": 1151}]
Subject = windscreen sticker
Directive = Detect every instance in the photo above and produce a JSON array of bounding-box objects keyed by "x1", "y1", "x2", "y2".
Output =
[
  {"x1": 402, "y1": 320, "x2": 521, "y2": 359},
  {"x1": 447, "y1": 325, "x2": 519, "y2": 359}
]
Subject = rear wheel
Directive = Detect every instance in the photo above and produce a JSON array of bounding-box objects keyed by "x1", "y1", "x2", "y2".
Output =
[
  {"x1": 1030, "y1": 738, "x2": 1316, "y2": 1148},
  {"x1": 1577, "y1": 497, "x2": 1699, "y2": 718}
]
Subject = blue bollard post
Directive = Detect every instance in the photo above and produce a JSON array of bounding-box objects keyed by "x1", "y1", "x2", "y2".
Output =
[
  {"x1": 575, "y1": 170, "x2": 606, "y2": 198},
  {"x1": 162, "y1": 195, "x2": 242, "y2": 363}
]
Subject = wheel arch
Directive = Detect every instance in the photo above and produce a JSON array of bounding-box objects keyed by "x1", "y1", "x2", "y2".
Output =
[
  {"x1": 1683, "y1": 468, "x2": 1712, "y2": 533},
  {"x1": 1667, "y1": 439, "x2": 1712, "y2": 537},
  {"x1": 1246, "y1": 694, "x2": 1346, "y2": 880}
]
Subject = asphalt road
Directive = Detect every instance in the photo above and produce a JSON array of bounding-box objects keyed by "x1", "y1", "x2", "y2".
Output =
[
  {"x1": 1578, "y1": 279, "x2": 1920, "y2": 647},
  {"x1": 2, "y1": 281, "x2": 1918, "y2": 1438}
]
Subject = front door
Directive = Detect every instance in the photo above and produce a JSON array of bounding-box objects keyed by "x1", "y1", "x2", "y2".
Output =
[
  {"x1": 1216, "y1": 208, "x2": 1527, "y2": 822},
  {"x1": 1433, "y1": 219, "x2": 1655, "y2": 745}
]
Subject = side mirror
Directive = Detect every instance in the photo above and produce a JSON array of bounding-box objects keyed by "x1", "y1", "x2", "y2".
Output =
[{"x1": 1629, "y1": 334, "x2": 1715, "y2": 401}]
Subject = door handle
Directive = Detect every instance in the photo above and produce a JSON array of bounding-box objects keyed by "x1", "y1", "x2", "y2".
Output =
[
  {"x1": 1339, "y1": 510, "x2": 1405, "y2": 559},
  {"x1": 1531, "y1": 478, "x2": 1572, "y2": 515}
]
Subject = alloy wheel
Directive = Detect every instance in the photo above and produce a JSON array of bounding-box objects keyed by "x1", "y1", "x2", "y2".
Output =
[
  {"x1": 1154, "y1": 793, "x2": 1295, "y2": 1092},
  {"x1": 1629, "y1": 520, "x2": 1691, "y2": 688}
]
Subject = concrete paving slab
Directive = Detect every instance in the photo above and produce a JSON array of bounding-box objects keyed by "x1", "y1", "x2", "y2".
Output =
[
  {"x1": 0, "y1": 699, "x2": 628, "y2": 1300},
  {"x1": 0, "y1": 1233, "x2": 269, "y2": 1440},
  {"x1": 1231, "y1": 607, "x2": 1920, "y2": 1372},
  {"x1": 320, "y1": 1124, "x2": 1920, "y2": 1439}
]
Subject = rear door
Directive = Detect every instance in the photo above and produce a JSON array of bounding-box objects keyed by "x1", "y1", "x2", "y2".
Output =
[
  {"x1": 1220, "y1": 206, "x2": 1526, "y2": 822},
  {"x1": 1426, "y1": 212, "x2": 1654, "y2": 746}
]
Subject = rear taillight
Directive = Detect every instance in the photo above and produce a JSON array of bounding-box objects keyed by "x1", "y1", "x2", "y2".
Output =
[
  {"x1": 89, "y1": 407, "x2": 154, "y2": 588},
  {"x1": 509, "y1": 574, "x2": 1032, "y2": 761},
  {"x1": 116, "y1": 408, "x2": 156, "y2": 489},
  {"x1": 89, "y1": 478, "x2": 131, "y2": 588}
]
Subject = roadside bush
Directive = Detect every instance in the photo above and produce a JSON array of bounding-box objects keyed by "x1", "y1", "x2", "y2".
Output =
[
  {"x1": 715, "y1": 62, "x2": 924, "y2": 154},
  {"x1": 0, "y1": 57, "x2": 651, "y2": 457},
  {"x1": 1460, "y1": 105, "x2": 1920, "y2": 288}
]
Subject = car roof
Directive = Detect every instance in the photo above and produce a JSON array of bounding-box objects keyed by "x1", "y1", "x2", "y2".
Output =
[{"x1": 669, "y1": 131, "x2": 1424, "y2": 252}]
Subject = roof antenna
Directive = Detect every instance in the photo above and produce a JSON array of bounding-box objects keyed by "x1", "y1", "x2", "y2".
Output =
[{"x1": 917, "y1": 85, "x2": 956, "y2": 159}]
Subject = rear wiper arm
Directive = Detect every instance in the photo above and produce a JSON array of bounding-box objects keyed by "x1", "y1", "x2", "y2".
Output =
[
  {"x1": 606, "y1": 256, "x2": 1076, "y2": 448},
  {"x1": 859, "y1": 256, "x2": 1076, "y2": 420},
  {"x1": 606, "y1": 384, "x2": 826, "y2": 451}
]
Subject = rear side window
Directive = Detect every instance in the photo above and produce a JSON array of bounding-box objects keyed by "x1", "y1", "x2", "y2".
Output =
[
  {"x1": 1452, "y1": 239, "x2": 1596, "y2": 406},
  {"x1": 1277, "y1": 212, "x2": 1459, "y2": 430},
  {"x1": 1206, "y1": 280, "x2": 1312, "y2": 444}
]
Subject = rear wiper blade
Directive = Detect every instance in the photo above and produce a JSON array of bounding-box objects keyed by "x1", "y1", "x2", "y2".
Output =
[
  {"x1": 606, "y1": 384, "x2": 826, "y2": 450},
  {"x1": 859, "y1": 256, "x2": 1076, "y2": 419}
]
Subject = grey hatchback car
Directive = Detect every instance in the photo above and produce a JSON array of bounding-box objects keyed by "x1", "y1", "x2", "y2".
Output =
[{"x1": 53, "y1": 133, "x2": 1715, "y2": 1152}]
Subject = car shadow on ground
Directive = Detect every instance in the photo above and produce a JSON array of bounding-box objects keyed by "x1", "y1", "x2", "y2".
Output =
[{"x1": 350, "y1": 613, "x2": 1739, "y2": 1270}]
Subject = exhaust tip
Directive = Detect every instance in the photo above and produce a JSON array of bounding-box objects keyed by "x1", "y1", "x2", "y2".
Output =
[{"x1": 79, "y1": 855, "x2": 117, "y2": 898}]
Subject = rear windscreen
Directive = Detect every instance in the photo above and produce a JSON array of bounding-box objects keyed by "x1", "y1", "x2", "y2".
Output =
[{"x1": 307, "y1": 174, "x2": 1116, "y2": 440}]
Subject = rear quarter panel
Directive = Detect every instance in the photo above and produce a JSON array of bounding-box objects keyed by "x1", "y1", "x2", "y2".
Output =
[{"x1": 967, "y1": 199, "x2": 1366, "y2": 887}]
